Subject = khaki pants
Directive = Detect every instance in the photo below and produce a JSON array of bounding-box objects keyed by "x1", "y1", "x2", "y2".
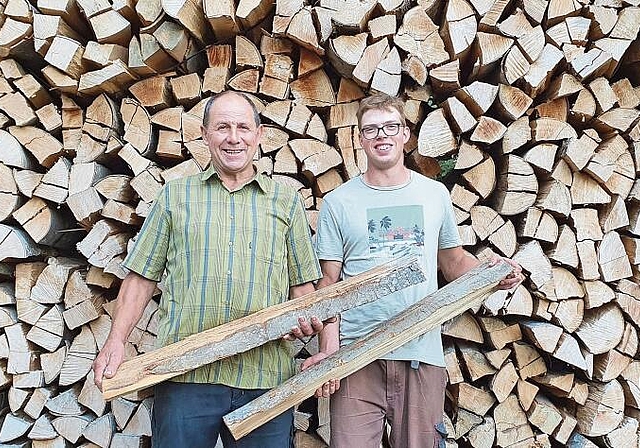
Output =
[{"x1": 330, "y1": 360, "x2": 447, "y2": 448}]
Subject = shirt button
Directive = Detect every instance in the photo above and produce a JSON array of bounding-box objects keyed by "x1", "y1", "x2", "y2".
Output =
[
  {"x1": 227, "y1": 270, "x2": 231, "y2": 275},
  {"x1": 228, "y1": 241, "x2": 233, "y2": 246}
]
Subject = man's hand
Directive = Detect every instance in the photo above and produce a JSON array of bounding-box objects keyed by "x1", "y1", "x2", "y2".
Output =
[
  {"x1": 301, "y1": 351, "x2": 340, "y2": 398},
  {"x1": 92, "y1": 338, "x2": 126, "y2": 390},
  {"x1": 283, "y1": 316, "x2": 337, "y2": 341},
  {"x1": 491, "y1": 256, "x2": 524, "y2": 290}
]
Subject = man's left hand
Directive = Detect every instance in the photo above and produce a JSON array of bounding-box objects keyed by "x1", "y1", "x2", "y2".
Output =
[
  {"x1": 283, "y1": 316, "x2": 336, "y2": 341},
  {"x1": 491, "y1": 256, "x2": 525, "y2": 290},
  {"x1": 301, "y1": 351, "x2": 340, "y2": 398}
]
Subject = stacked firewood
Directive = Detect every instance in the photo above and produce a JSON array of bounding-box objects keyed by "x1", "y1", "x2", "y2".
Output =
[{"x1": 0, "y1": 0, "x2": 639, "y2": 446}]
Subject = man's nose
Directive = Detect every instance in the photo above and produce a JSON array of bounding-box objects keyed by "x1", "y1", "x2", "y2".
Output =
[{"x1": 227, "y1": 126, "x2": 240, "y2": 143}]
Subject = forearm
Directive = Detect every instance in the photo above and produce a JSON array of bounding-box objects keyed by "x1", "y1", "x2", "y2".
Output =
[
  {"x1": 302, "y1": 259, "x2": 343, "y2": 396},
  {"x1": 316, "y1": 275, "x2": 336, "y2": 290},
  {"x1": 318, "y1": 319, "x2": 340, "y2": 353},
  {"x1": 108, "y1": 272, "x2": 156, "y2": 343},
  {"x1": 290, "y1": 282, "x2": 315, "y2": 299},
  {"x1": 440, "y1": 248, "x2": 481, "y2": 282},
  {"x1": 315, "y1": 262, "x2": 342, "y2": 354}
]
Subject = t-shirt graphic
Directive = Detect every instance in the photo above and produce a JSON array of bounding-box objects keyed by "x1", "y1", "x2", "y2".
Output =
[{"x1": 367, "y1": 205, "x2": 424, "y2": 259}]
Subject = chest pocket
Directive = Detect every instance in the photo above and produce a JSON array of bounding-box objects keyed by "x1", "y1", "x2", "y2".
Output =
[{"x1": 248, "y1": 207, "x2": 288, "y2": 267}]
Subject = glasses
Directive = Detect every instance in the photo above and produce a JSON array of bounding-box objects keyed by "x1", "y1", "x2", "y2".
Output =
[{"x1": 360, "y1": 123, "x2": 404, "y2": 140}]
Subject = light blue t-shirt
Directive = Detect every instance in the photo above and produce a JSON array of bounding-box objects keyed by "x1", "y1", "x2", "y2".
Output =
[{"x1": 315, "y1": 172, "x2": 461, "y2": 367}]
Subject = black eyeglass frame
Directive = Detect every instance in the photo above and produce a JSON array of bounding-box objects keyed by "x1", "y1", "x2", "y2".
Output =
[{"x1": 359, "y1": 122, "x2": 405, "y2": 140}]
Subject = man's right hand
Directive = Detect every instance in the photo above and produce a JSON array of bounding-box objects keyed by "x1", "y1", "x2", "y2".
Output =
[
  {"x1": 301, "y1": 351, "x2": 340, "y2": 398},
  {"x1": 92, "y1": 338, "x2": 125, "y2": 390}
]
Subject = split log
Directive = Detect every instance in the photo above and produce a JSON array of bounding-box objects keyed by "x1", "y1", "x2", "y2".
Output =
[
  {"x1": 442, "y1": 96, "x2": 476, "y2": 134},
  {"x1": 8, "y1": 125, "x2": 63, "y2": 168},
  {"x1": 462, "y1": 155, "x2": 497, "y2": 198},
  {"x1": 493, "y1": 155, "x2": 538, "y2": 216},
  {"x1": 502, "y1": 116, "x2": 531, "y2": 154},
  {"x1": 458, "y1": 341, "x2": 496, "y2": 382},
  {"x1": 574, "y1": 303, "x2": 625, "y2": 356},
  {"x1": 494, "y1": 394, "x2": 535, "y2": 445},
  {"x1": 0, "y1": 224, "x2": 41, "y2": 261},
  {"x1": 443, "y1": 312, "x2": 483, "y2": 344},
  {"x1": 455, "y1": 382, "x2": 496, "y2": 417},
  {"x1": 58, "y1": 325, "x2": 96, "y2": 386},
  {"x1": 288, "y1": 139, "x2": 342, "y2": 177},
  {"x1": 102, "y1": 257, "x2": 427, "y2": 399},
  {"x1": 576, "y1": 380, "x2": 625, "y2": 437}
]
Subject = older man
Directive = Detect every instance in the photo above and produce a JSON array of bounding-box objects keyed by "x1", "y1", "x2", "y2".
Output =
[
  {"x1": 93, "y1": 91, "x2": 322, "y2": 448},
  {"x1": 307, "y1": 93, "x2": 523, "y2": 448}
]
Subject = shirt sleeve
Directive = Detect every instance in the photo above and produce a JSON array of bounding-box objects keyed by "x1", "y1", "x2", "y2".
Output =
[
  {"x1": 438, "y1": 184, "x2": 462, "y2": 250},
  {"x1": 122, "y1": 185, "x2": 171, "y2": 281},
  {"x1": 286, "y1": 192, "x2": 321, "y2": 286},
  {"x1": 315, "y1": 197, "x2": 344, "y2": 262}
]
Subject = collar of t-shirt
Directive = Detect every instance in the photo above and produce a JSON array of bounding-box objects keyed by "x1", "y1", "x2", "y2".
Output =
[{"x1": 359, "y1": 171, "x2": 413, "y2": 191}]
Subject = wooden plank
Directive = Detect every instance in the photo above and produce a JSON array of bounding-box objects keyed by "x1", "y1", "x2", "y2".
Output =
[
  {"x1": 101, "y1": 256, "x2": 426, "y2": 399},
  {"x1": 223, "y1": 260, "x2": 512, "y2": 439}
]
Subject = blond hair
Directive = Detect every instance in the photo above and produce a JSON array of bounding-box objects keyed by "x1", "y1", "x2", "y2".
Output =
[{"x1": 356, "y1": 93, "x2": 407, "y2": 128}]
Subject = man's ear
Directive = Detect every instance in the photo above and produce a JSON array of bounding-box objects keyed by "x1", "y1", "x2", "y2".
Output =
[
  {"x1": 402, "y1": 124, "x2": 410, "y2": 144},
  {"x1": 201, "y1": 125, "x2": 208, "y2": 144}
]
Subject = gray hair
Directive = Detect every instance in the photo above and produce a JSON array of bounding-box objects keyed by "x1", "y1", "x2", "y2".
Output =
[{"x1": 202, "y1": 91, "x2": 261, "y2": 128}]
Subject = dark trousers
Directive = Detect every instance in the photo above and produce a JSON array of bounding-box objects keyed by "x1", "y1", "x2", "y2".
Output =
[{"x1": 152, "y1": 381, "x2": 293, "y2": 448}]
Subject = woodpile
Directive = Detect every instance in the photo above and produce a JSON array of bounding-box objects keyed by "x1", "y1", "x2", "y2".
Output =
[{"x1": 0, "y1": 0, "x2": 638, "y2": 446}]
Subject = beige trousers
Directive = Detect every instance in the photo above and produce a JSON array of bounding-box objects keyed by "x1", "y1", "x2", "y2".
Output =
[{"x1": 330, "y1": 360, "x2": 447, "y2": 448}]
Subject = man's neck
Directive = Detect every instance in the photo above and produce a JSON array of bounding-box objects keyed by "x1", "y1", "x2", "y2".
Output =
[
  {"x1": 218, "y1": 170, "x2": 257, "y2": 192},
  {"x1": 362, "y1": 165, "x2": 411, "y2": 187}
]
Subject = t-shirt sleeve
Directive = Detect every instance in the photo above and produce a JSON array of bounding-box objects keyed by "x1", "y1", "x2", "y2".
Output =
[
  {"x1": 438, "y1": 185, "x2": 462, "y2": 250},
  {"x1": 315, "y1": 197, "x2": 344, "y2": 262},
  {"x1": 122, "y1": 185, "x2": 171, "y2": 281},
  {"x1": 286, "y1": 193, "x2": 322, "y2": 286}
]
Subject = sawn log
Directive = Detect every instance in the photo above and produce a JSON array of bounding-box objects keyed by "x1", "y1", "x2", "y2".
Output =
[
  {"x1": 223, "y1": 260, "x2": 512, "y2": 439},
  {"x1": 101, "y1": 256, "x2": 426, "y2": 399}
]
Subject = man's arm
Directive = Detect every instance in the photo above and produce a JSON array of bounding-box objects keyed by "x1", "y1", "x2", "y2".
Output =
[
  {"x1": 438, "y1": 246, "x2": 481, "y2": 282},
  {"x1": 282, "y1": 190, "x2": 326, "y2": 339},
  {"x1": 290, "y1": 282, "x2": 315, "y2": 298},
  {"x1": 92, "y1": 271, "x2": 157, "y2": 389},
  {"x1": 438, "y1": 246, "x2": 523, "y2": 289},
  {"x1": 315, "y1": 260, "x2": 342, "y2": 356},
  {"x1": 301, "y1": 260, "x2": 343, "y2": 397}
]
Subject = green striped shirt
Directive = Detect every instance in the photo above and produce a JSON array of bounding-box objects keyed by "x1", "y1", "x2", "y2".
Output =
[{"x1": 123, "y1": 166, "x2": 321, "y2": 388}]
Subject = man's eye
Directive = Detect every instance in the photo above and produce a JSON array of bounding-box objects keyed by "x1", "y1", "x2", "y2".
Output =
[{"x1": 217, "y1": 124, "x2": 229, "y2": 130}]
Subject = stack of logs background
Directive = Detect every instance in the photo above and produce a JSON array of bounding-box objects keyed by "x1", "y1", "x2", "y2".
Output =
[{"x1": 0, "y1": 0, "x2": 639, "y2": 446}]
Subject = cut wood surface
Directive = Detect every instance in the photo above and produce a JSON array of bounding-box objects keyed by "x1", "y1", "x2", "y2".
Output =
[
  {"x1": 102, "y1": 256, "x2": 426, "y2": 399},
  {"x1": 223, "y1": 260, "x2": 512, "y2": 439}
]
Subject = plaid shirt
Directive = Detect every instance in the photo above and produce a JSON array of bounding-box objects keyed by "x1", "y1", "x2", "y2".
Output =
[{"x1": 123, "y1": 165, "x2": 321, "y2": 388}]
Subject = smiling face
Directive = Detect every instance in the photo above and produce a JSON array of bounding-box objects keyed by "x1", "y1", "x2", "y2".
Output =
[
  {"x1": 359, "y1": 107, "x2": 410, "y2": 173},
  {"x1": 201, "y1": 93, "x2": 263, "y2": 184}
]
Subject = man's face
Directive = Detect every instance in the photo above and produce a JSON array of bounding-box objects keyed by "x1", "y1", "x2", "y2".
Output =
[
  {"x1": 359, "y1": 108, "x2": 409, "y2": 172},
  {"x1": 201, "y1": 93, "x2": 262, "y2": 180}
]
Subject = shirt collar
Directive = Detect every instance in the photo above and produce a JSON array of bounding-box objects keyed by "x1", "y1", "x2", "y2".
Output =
[{"x1": 201, "y1": 164, "x2": 268, "y2": 193}]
